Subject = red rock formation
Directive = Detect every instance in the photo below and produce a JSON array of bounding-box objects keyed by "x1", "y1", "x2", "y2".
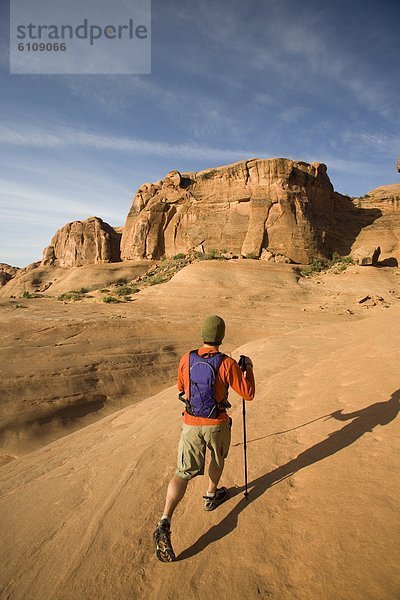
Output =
[
  {"x1": 351, "y1": 185, "x2": 400, "y2": 263},
  {"x1": 121, "y1": 158, "x2": 354, "y2": 264},
  {"x1": 354, "y1": 185, "x2": 400, "y2": 213},
  {"x1": 0, "y1": 264, "x2": 19, "y2": 286},
  {"x1": 42, "y1": 217, "x2": 121, "y2": 268}
]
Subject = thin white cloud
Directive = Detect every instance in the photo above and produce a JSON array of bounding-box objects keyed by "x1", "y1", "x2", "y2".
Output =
[
  {"x1": 0, "y1": 122, "x2": 255, "y2": 162},
  {"x1": 0, "y1": 178, "x2": 126, "y2": 224},
  {"x1": 342, "y1": 131, "x2": 400, "y2": 155}
]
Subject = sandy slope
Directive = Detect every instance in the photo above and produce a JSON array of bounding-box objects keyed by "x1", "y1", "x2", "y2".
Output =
[
  {"x1": 1, "y1": 260, "x2": 399, "y2": 461},
  {"x1": 3, "y1": 259, "x2": 386, "y2": 460},
  {"x1": 1, "y1": 304, "x2": 399, "y2": 600}
]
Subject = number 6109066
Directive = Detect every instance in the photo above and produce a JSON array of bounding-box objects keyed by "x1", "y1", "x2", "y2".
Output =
[{"x1": 18, "y1": 43, "x2": 67, "y2": 51}]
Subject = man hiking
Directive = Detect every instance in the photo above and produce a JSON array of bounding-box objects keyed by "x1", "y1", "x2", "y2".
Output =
[{"x1": 153, "y1": 314, "x2": 255, "y2": 562}]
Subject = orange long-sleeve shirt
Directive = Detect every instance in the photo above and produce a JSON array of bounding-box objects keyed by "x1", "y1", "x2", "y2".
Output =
[{"x1": 178, "y1": 347, "x2": 255, "y2": 426}]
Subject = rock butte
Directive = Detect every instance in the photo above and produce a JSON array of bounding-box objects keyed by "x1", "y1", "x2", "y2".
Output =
[
  {"x1": 121, "y1": 158, "x2": 372, "y2": 264},
  {"x1": 1, "y1": 159, "x2": 399, "y2": 294},
  {"x1": 42, "y1": 216, "x2": 121, "y2": 268}
]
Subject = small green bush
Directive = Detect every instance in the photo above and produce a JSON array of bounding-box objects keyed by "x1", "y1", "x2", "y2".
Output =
[
  {"x1": 173, "y1": 253, "x2": 186, "y2": 260},
  {"x1": 57, "y1": 292, "x2": 83, "y2": 301},
  {"x1": 193, "y1": 252, "x2": 208, "y2": 261},
  {"x1": 115, "y1": 286, "x2": 139, "y2": 297},
  {"x1": 115, "y1": 279, "x2": 128, "y2": 286},
  {"x1": 203, "y1": 249, "x2": 226, "y2": 260},
  {"x1": 245, "y1": 252, "x2": 258, "y2": 259},
  {"x1": 300, "y1": 253, "x2": 354, "y2": 276},
  {"x1": 147, "y1": 274, "x2": 169, "y2": 286},
  {"x1": 300, "y1": 259, "x2": 331, "y2": 276},
  {"x1": 208, "y1": 249, "x2": 220, "y2": 258},
  {"x1": 102, "y1": 296, "x2": 122, "y2": 303}
]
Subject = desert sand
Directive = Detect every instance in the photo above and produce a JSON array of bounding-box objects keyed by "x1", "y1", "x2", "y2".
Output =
[{"x1": 0, "y1": 259, "x2": 399, "y2": 599}]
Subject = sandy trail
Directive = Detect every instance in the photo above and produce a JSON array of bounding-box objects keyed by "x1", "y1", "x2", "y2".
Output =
[
  {"x1": 1, "y1": 304, "x2": 399, "y2": 599},
  {"x1": 2, "y1": 259, "x2": 399, "y2": 462},
  {"x1": 5, "y1": 259, "x2": 397, "y2": 459}
]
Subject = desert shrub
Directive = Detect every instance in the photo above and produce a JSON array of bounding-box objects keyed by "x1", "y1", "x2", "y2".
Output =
[
  {"x1": 115, "y1": 279, "x2": 128, "y2": 286},
  {"x1": 78, "y1": 287, "x2": 89, "y2": 294},
  {"x1": 330, "y1": 253, "x2": 354, "y2": 272},
  {"x1": 300, "y1": 253, "x2": 354, "y2": 276},
  {"x1": 245, "y1": 252, "x2": 258, "y2": 259},
  {"x1": 193, "y1": 252, "x2": 208, "y2": 261},
  {"x1": 14, "y1": 303, "x2": 26, "y2": 309},
  {"x1": 21, "y1": 291, "x2": 43, "y2": 299},
  {"x1": 300, "y1": 258, "x2": 331, "y2": 276},
  {"x1": 57, "y1": 291, "x2": 84, "y2": 301},
  {"x1": 146, "y1": 274, "x2": 169, "y2": 286},
  {"x1": 115, "y1": 286, "x2": 139, "y2": 296},
  {"x1": 202, "y1": 249, "x2": 226, "y2": 260},
  {"x1": 208, "y1": 249, "x2": 220, "y2": 258},
  {"x1": 102, "y1": 296, "x2": 122, "y2": 303},
  {"x1": 173, "y1": 253, "x2": 186, "y2": 260}
]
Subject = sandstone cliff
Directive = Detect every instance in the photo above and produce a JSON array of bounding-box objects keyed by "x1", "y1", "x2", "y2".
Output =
[
  {"x1": 42, "y1": 217, "x2": 121, "y2": 268},
  {"x1": 354, "y1": 184, "x2": 400, "y2": 212},
  {"x1": 120, "y1": 158, "x2": 364, "y2": 264},
  {"x1": 351, "y1": 184, "x2": 400, "y2": 265},
  {"x1": 0, "y1": 264, "x2": 19, "y2": 286}
]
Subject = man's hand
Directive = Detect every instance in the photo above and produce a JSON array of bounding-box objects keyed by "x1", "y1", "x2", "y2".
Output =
[{"x1": 239, "y1": 355, "x2": 253, "y2": 371}]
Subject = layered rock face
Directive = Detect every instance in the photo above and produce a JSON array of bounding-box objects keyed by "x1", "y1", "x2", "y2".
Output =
[
  {"x1": 42, "y1": 217, "x2": 121, "y2": 268},
  {"x1": 0, "y1": 264, "x2": 19, "y2": 286},
  {"x1": 354, "y1": 185, "x2": 400, "y2": 213},
  {"x1": 352, "y1": 185, "x2": 400, "y2": 264},
  {"x1": 121, "y1": 158, "x2": 352, "y2": 264}
]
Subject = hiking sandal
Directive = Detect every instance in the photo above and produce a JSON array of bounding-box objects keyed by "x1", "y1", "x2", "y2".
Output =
[
  {"x1": 153, "y1": 519, "x2": 176, "y2": 562},
  {"x1": 203, "y1": 487, "x2": 228, "y2": 511}
]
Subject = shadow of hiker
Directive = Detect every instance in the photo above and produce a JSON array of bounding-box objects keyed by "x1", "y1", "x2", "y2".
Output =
[{"x1": 178, "y1": 389, "x2": 400, "y2": 561}]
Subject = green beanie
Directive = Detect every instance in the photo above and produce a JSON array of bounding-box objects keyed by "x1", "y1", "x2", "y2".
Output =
[{"x1": 201, "y1": 315, "x2": 226, "y2": 345}]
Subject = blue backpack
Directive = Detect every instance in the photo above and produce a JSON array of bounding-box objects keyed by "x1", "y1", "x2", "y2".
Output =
[{"x1": 179, "y1": 350, "x2": 230, "y2": 418}]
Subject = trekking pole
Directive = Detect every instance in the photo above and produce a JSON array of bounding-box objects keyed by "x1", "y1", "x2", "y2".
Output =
[{"x1": 238, "y1": 355, "x2": 249, "y2": 499}]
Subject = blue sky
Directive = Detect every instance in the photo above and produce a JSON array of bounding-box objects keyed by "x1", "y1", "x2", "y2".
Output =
[{"x1": 1, "y1": 0, "x2": 399, "y2": 266}]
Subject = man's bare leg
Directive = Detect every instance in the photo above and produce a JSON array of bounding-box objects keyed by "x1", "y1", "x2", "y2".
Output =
[
  {"x1": 207, "y1": 459, "x2": 225, "y2": 495},
  {"x1": 161, "y1": 474, "x2": 188, "y2": 520}
]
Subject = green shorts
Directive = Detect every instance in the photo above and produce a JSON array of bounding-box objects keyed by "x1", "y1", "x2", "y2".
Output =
[{"x1": 176, "y1": 421, "x2": 231, "y2": 480}]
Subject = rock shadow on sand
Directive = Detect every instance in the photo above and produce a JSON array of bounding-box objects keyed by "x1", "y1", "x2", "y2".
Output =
[{"x1": 179, "y1": 389, "x2": 400, "y2": 560}]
